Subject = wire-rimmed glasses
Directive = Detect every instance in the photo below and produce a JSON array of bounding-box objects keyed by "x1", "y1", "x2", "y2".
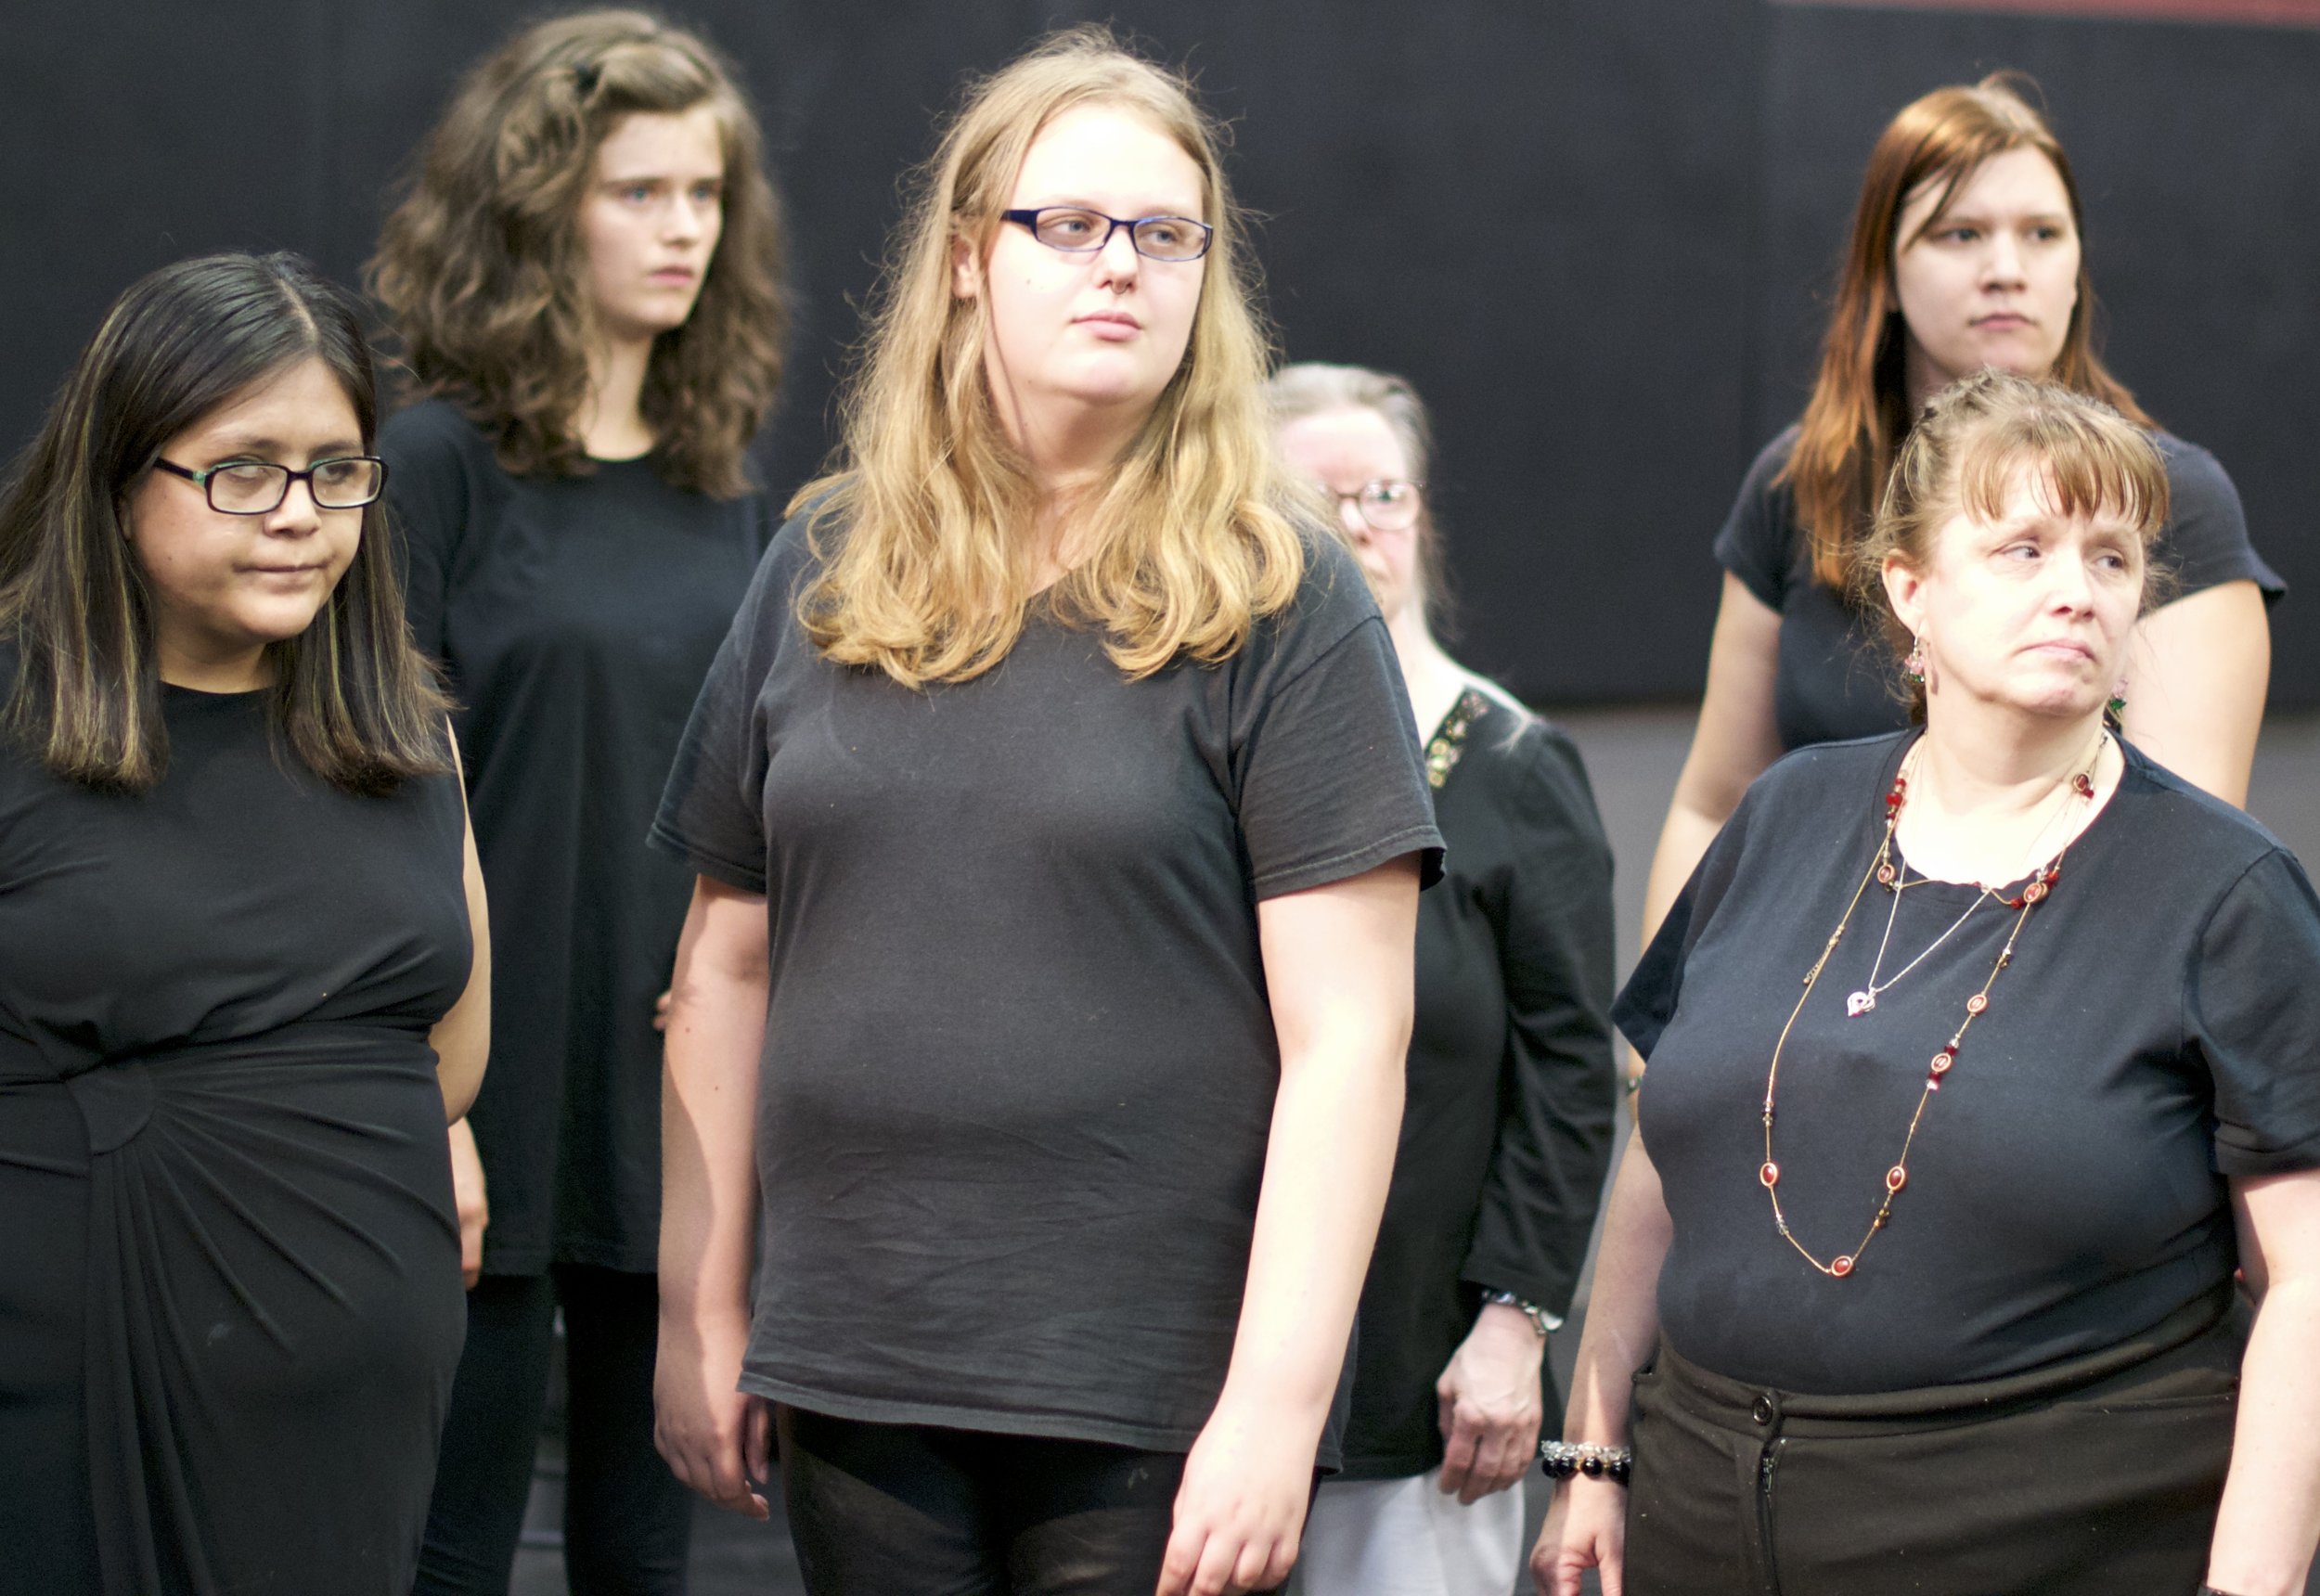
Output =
[
  {"x1": 153, "y1": 456, "x2": 388, "y2": 514},
  {"x1": 999, "y1": 207, "x2": 1214, "y2": 263},
  {"x1": 1325, "y1": 479, "x2": 1425, "y2": 534}
]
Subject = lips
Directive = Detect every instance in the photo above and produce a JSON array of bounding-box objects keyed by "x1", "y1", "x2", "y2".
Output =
[{"x1": 1076, "y1": 310, "x2": 1140, "y2": 329}]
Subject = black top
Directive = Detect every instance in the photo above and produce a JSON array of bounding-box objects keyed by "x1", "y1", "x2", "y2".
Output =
[
  {"x1": 1715, "y1": 426, "x2": 2288, "y2": 753},
  {"x1": 1619, "y1": 731, "x2": 2320, "y2": 1395},
  {"x1": 0, "y1": 681, "x2": 471, "y2": 1594},
  {"x1": 1338, "y1": 689, "x2": 1618, "y2": 1480},
  {"x1": 651, "y1": 516, "x2": 1444, "y2": 1458},
  {"x1": 383, "y1": 398, "x2": 777, "y2": 1274}
]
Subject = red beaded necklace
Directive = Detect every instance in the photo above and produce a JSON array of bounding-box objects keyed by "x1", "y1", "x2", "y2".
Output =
[{"x1": 1757, "y1": 736, "x2": 2104, "y2": 1280}]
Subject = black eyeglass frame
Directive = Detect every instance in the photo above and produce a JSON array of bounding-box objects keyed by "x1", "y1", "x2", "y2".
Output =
[
  {"x1": 999, "y1": 207, "x2": 1215, "y2": 262},
  {"x1": 151, "y1": 455, "x2": 389, "y2": 515},
  {"x1": 1325, "y1": 479, "x2": 1427, "y2": 534}
]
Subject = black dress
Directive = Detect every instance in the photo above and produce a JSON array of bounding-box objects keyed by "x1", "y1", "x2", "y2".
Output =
[
  {"x1": 1337, "y1": 689, "x2": 1618, "y2": 1479},
  {"x1": 382, "y1": 397, "x2": 777, "y2": 1273},
  {"x1": 0, "y1": 682, "x2": 473, "y2": 1595}
]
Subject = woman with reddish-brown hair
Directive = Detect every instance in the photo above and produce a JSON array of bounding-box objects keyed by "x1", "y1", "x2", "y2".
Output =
[
  {"x1": 367, "y1": 9, "x2": 785, "y2": 1592},
  {"x1": 1637, "y1": 75, "x2": 2282, "y2": 1005}
]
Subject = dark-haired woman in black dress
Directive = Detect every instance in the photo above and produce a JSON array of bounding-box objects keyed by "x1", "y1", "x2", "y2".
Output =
[{"x1": 0, "y1": 252, "x2": 487, "y2": 1595}]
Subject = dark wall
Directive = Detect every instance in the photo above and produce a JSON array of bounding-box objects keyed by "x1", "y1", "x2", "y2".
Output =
[{"x1": 4, "y1": 1, "x2": 2312, "y2": 702}]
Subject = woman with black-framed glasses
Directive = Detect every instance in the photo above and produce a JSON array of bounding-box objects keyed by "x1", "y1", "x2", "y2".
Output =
[{"x1": 0, "y1": 251, "x2": 488, "y2": 1595}]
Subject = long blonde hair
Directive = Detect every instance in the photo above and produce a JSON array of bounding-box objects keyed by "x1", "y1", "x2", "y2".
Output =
[{"x1": 793, "y1": 26, "x2": 1305, "y2": 687}]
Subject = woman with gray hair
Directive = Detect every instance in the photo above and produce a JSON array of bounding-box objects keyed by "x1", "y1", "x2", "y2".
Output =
[{"x1": 1271, "y1": 363, "x2": 1618, "y2": 1592}]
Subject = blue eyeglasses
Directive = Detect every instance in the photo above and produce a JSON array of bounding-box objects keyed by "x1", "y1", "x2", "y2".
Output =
[{"x1": 999, "y1": 207, "x2": 1213, "y2": 263}]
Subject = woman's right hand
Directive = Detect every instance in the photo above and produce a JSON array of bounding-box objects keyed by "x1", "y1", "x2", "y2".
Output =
[
  {"x1": 1530, "y1": 1476, "x2": 1627, "y2": 1596},
  {"x1": 653, "y1": 1306, "x2": 771, "y2": 1520}
]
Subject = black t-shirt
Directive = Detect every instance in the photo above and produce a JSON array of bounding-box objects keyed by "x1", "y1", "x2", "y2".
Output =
[
  {"x1": 1715, "y1": 426, "x2": 2288, "y2": 753},
  {"x1": 382, "y1": 398, "x2": 777, "y2": 1274},
  {"x1": 1340, "y1": 691, "x2": 1618, "y2": 1480},
  {"x1": 651, "y1": 515, "x2": 1444, "y2": 1455},
  {"x1": 1619, "y1": 731, "x2": 2320, "y2": 1394}
]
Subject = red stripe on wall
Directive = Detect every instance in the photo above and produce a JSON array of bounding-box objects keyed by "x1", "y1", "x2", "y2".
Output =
[{"x1": 1781, "y1": 0, "x2": 2320, "y2": 24}]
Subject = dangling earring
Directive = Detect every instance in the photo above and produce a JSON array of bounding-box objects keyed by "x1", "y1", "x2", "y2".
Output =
[
  {"x1": 1905, "y1": 636, "x2": 1927, "y2": 686},
  {"x1": 2107, "y1": 679, "x2": 2128, "y2": 722}
]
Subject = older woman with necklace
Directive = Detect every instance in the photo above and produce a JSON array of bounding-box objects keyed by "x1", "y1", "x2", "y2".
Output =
[{"x1": 1534, "y1": 371, "x2": 2320, "y2": 1596}]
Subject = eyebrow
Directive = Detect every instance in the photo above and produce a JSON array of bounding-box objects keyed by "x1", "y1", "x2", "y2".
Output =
[{"x1": 196, "y1": 433, "x2": 365, "y2": 457}]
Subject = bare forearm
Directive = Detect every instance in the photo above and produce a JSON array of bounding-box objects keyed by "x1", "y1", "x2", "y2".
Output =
[
  {"x1": 1219, "y1": 1026, "x2": 1405, "y2": 1427},
  {"x1": 2209, "y1": 1278, "x2": 2320, "y2": 1595},
  {"x1": 660, "y1": 940, "x2": 768, "y2": 1323},
  {"x1": 1562, "y1": 1127, "x2": 1672, "y2": 1446}
]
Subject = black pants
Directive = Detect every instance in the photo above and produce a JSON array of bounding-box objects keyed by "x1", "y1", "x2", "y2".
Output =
[
  {"x1": 1623, "y1": 1287, "x2": 2242, "y2": 1596},
  {"x1": 414, "y1": 1264, "x2": 692, "y2": 1596},
  {"x1": 780, "y1": 1406, "x2": 1291, "y2": 1596}
]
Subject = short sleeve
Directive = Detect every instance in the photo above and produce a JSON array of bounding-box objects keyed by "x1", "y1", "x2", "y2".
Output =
[
  {"x1": 2189, "y1": 847, "x2": 2320, "y2": 1177},
  {"x1": 1711, "y1": 427, "x2": 1803, "y2": 614},
  {"x1": 1233, "y1": 541, "x2": 1443, "y2": 898},
  {"x1": 648, "y1": 530, "x2": 797, "y2": 895},
  {"x1": 1614, "y1": 781, "x2": 1760, "y2": 1061},
  {"x1": 2152, "y1": 435, "x2": 2287, "y2": 608},
  {"x1": 379, "y1": 402, "x2": 478, "y2": 663}
]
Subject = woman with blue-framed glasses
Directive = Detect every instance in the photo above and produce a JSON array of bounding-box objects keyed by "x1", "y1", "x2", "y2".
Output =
[{"x1": 650, "y1": 27, "x2": 1440, "y2": 1596}]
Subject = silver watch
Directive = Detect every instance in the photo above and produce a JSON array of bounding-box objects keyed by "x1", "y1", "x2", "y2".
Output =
[{"x1": 1478, "y1": 1288, "x2": 1558, "y2": 1338}]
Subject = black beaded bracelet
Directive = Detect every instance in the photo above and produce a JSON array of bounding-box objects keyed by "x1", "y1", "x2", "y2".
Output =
[{"x1": 1539, "y1": 1441, "x2": 1631, "y2": 1485}]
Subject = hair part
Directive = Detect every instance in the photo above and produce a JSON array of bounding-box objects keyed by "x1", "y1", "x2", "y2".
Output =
[
  {"x1": 0, "y1": 251, "x2": 452, "y2": 793},
  {"x1": 1784, "y1": 72, "x2": 2152, "y2": 591},
  {"x1": 369, "y1": 7, "x2": 786, "y2": 496},
  {"x1": 1265, "y1": 360, "x2": 1455, "y2": 637},
  {"x1": 1856, "y1": 368, "x2": 2171, "y2": 714},
  {"x1": 791, "y1": 24, "x2": 1306, "y2": 688}
]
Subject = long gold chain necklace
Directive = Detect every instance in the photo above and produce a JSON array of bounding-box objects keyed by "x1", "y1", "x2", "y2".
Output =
[{"x1": 1759, "y1": 735, "x2": 2105, "y2": 1279}]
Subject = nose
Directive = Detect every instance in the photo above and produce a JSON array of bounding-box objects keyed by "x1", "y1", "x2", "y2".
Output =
[
  {"x1": 664, "y1": 195, "x2": 707, "y2": 244},
  {"x1": 1334, "y1": 495, "x2": 1372, "y2": 543},
  {"x1": 1982, "y1": 228, "x2": 2026, "y2": 287},
  {"x1": 263, "y1": 477, "x2": 324, "y2": 537},
  {"x1": 1090, "y1": 223, "x2": 1141, "y2": 290},
  {"x1": 2045, "y1": 548, "x2": 2097, "y2": 611}
]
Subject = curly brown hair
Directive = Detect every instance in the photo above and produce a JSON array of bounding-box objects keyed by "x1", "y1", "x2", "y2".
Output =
[{"x1": 368, "y1": 8, "x2": 785, "y2": 497}]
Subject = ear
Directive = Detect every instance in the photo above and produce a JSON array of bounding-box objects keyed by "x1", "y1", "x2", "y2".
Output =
[
  {"x1": 1882, "y1": 551, "x2": 1929, "y2": 639},
  {"x1": 950, "y1": 229, "x2": 979, "y2": 302}
]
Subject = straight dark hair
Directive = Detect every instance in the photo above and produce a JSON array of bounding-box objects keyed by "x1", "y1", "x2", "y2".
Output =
[{"x1": 0, "y1": 251, "x2": 452, "y2": 793}]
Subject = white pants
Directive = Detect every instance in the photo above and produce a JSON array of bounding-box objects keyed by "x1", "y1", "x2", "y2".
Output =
[{"x1": 1293, "y1": 1469, "x2": 1524, "y2": 1596}]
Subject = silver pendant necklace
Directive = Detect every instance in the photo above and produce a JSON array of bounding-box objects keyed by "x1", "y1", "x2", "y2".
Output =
[
  {"x1": 1844, "y1": 731, "x2": 2107, "y2": 1020},
  {"x1": 1844, "y1": 869, "x2": 1984, "y2": 1017}
]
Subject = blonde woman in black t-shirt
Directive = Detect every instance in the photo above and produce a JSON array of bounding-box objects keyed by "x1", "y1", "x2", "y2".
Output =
[
  {"x1": 1534, "y1": 373, "x2": 2320, "y2": 1596},
  {"x1": 651, "y1": 29, "x2": 1438, "y2": 1596}
]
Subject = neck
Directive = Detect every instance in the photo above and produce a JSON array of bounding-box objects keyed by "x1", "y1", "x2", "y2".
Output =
[
  {"x1": 1901, "y1": 341, "x2": 1952, "y2": 416},
  {"x1": 578, "y1": 333, "x2": 656, "y2": 459},
  {"x1": 1914, "y1": 701, "x2": 2106, "y2": 817},
  {"x1": 157, "y1": 635, "x2": 269, "y2": 694},
  {"x1": 1005, "y1": 398, "x2": 1153, "y2": 587}
]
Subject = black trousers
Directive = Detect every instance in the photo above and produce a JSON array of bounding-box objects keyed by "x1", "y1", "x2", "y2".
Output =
[
  {"x1": 414, "y1": 1264, "x2": 693, "y2": 1596},
  {"x1": 1623, "y1": 1287, "x2": 2242, "y2": 1596},
  {"x1": 780, "y1": 1406, "x2": 1292, "y2": 1596}
]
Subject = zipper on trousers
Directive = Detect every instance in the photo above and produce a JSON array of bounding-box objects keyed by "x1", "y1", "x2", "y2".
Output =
[{"x1": 1754, "y1": 1437, "x2": 1785, "y2": 1595}]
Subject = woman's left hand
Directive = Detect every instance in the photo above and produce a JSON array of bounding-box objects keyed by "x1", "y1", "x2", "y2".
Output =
[
  {"x1": 1436, "y1": 1302, "x2": 1545, "y2": 1502},
  {"x1": 1156, "y1": 1393, "x2": 1315, "y2": 1596},
  {"x1": 447, "y1": 1116, "x2": 488, "y2": 1289}
]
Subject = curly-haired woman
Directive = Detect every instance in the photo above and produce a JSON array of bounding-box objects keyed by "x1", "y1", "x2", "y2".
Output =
[
  {"x1": 367, "y1": 10, "x2": 785, "y2": 1592},
  {"x1": 651, "y1": 28, "x2": 1439, "y2": 1596}
]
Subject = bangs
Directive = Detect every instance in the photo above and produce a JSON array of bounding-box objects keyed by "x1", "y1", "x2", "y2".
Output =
[{"x1": 1953, "y1": 408, "x2": 2169, "y2": 538}]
